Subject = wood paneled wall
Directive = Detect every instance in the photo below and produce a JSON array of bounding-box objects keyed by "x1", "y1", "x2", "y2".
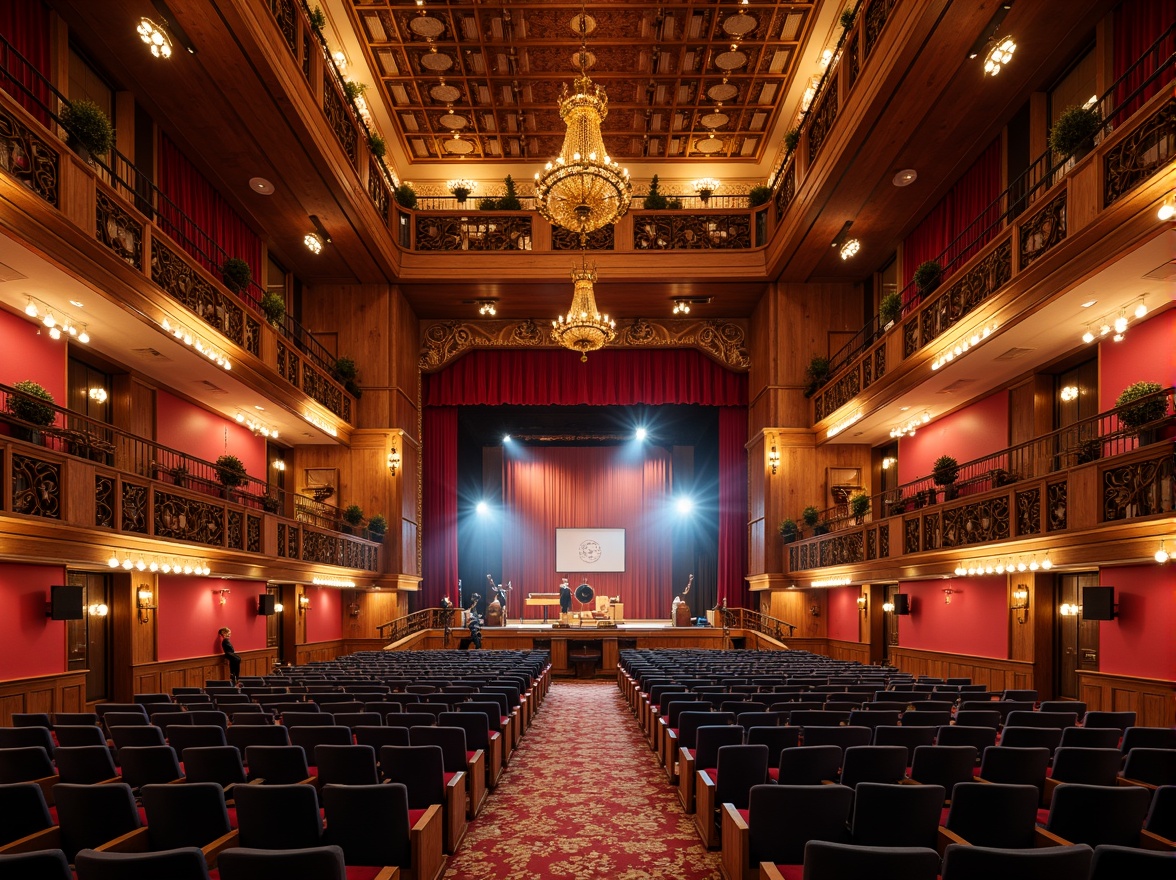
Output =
[
  {"x1": 1077, "y1": 671, "x2": 1176, "y2": 729},
  {"x1": 888, "y1": 646, "x2": 1034, "y2": 691},
  {"x1": 341, "y1": 588, "x2": 407, "y2": 641},
  {"x1": 0, "y1": 671, "x2": 88, "y2": 725},
  {"x1": 130, "y1": 649, "x2": 277, "y2": 695},
  {"x1": 766, "y1": 588, "x2": 826, "y2": 639},
  {"x1": 825, "y1": 639, "x2": 873, "y2": 664}
]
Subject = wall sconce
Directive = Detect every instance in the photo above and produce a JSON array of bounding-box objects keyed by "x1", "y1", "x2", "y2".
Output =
[
  {"x1": 88, "y1": 387, "x2": 108, "y2": 404},
  {"x1": 388, "y1": 441, "x2": 400, "y2": 476},
  {"x1": 137, "y1": 586, "x2": 156, "y2": 624},
  {"x1": 809, "y1": 604, "x2": 820, "y2": 617},
  {"x1": 87, "y1": 602, "x2": 109, "y2": 617},
  {"x1": 1011, "y1": 586, "x2": 1029, "y2": 624},
  {"x1": 882, "y1": 600, "x2": 895, "y2": 613},
  {"x1": 943, "y1": 588, "x2": 958, "y2": 605},
  {"x1": 214, "y1": 588, "x2": 231, "y2": 606},
  {"x1": 692, "y1": 178, "x2": 720, "y2": 204},
  {"x1": 767, "y1": 445, "x2": 779, "y2": 475},
  {"x1": 274, "y1": 601, "x2": 285, "y2": 613},
  {"x1": 857, "y1": 596, "x2": 867, "y2": 614},
  {"x1": 1059, "y1": 602, "x2": 1082, "y2": 617},
  {"x1": 1156, "y1": 540, "x2": 1170, "y2": 564},
  {"x1": 299, "y1": 594, "x2": 311, "y2": 614}
]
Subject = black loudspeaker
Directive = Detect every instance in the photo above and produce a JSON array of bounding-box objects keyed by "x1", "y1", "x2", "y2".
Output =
[
  {"x1": 48, "y1": 585, "x2": 84, "y2": 620},
  {"x1": 1082, "y1": 586, "x2": 1116, "y2": 620},
  {"x1": 893, "y1": 593, "x2": 911, "y2": 615},
  {"x1": 258, "y1": 594, "x2": 276, "y2": 615}
]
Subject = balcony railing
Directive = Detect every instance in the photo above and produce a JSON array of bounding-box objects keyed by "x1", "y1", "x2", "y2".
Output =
[
  {"x1": 787, "y1": 388, "x2": 1175, "y2": 572},
  {"x1": 812, "y1": 22, "x2": 1176, "y2": 417},
  {"x1": 0, "y1": 383, "x2": 381, "y2": 570}
]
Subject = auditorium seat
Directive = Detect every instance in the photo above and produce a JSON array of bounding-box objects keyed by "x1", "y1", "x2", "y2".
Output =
[
  {"x1": 321, "y1": 783, "x2": 444, "y2": 880},
  {"x1": 52, "y1": 726, "x2": 106, "y2": 748},
  {"x1": 680, "y1": 724, "x2": 742, "y2": 813},
  {"x1": 721, "y1": 783, "x2": 852, "y2": 880},
  {"x1": 410, "y1": 726, "x2": 484, "y2": 819},
  {"x1": 380, "y1": 744, "x2": 465, "y2": 854},
  {"x1": 695, "y1": 743, "x2": 768, "y2": 848},
  {"x1": 168, "y1": 726, "x2": 227, "y2": 753},
  {"x1": 1088, "y1": 845, "x2": 1176, "y2": 880},
  {"x1": 938, "y1": 782, "x2": 1040, "y2": 850},
  {"x1": 313, "y1": 744, "x2": 379, "y2": 787},
  {"x1": 243, "y1": 745, "x2": 313, "y2": 785},
  {"x1": 1120, "y1": 747, "x2": 1176, "y2": 789},
  {"x1": 940, "y1": 842, "x2": 1093, "y2": 880},
  {"x1": 74, "y1": 846, "x2": 212, "y2": 880},
  {"x1": 1043, "y1": 746, "x2": 1121, "y2": 805},
  {"x1": 1142, "y1": 784, "x2": 1176, "y2": 847},
  {"x1": 787, "y1": 841, "x2": 940, "y2": 880},
  {"x1": 217, "y1": 845, "x2": 348, "y2": 880},
  {"x1": 1083, "y1": 710, "x2": 1136, "y2": 733},
  {"x1": 0, "y1": 781, "x2": 56, "y2": 851},
  {"x1": 53, "y1": 782, "x2": 141, "y2": 862},
  {"x1": 53, "y1": 745, "x2": 120, "y2": 785},
  {"x1": 118, "y1": 745, "x2": 184, "y2": 792},
  {"x1": 1041, "y1": 783, "x2": 1151, "y2": 847},
  {"x1": 1058, "y1": 726, "x2": 1121, "y2": 749},
  {"x1": 849, "y1": 782, "x2": 945, "y2": 849},
  {"x1": 0, "y1": 848, "x2": 72, "y2": 880},
  {"x1": 838, "y1": 745, "x2": 908, "y2": 789},
  {"x1": 181, "y1": 746, "x2": 249, "y2": 795}
]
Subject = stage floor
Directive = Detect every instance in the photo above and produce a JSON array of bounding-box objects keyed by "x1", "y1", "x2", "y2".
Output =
[{"x1": 484, "y1": 619, "x2": 700, "y2": 631}]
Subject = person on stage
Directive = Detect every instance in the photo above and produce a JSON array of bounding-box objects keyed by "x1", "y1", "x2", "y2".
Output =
[
  {"x1": 467, "y1": 595, "x2": 483, "y2": 649},
  {"x1": 559, "y1": 577, "x2": 572, "y2": 614}
]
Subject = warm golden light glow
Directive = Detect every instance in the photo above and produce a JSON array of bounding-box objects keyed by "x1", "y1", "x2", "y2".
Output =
[{"x1": 551, "y1": 256, "x2": 615, "y2": 361}]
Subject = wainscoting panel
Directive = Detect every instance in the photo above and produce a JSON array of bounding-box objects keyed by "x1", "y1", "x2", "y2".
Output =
[
  {"x1": 1077, "y1": 671, "x2": 1176, "y2": 728},
  {"x1": 888, "y1": 647, "x2": 1034, "y2": 691}
]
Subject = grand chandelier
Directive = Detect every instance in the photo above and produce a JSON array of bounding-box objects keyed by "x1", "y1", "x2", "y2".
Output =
[
  {"x1": 533, "y1": 29, "x2": 631, "y2": 241},
  {"x1": 552, "y1": 254, "x2": 615, "y2": 362}
]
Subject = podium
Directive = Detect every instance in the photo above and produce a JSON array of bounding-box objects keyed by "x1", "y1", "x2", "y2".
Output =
[{"x1": 674, "y1": 603, "x2": 693, "y2": 627}]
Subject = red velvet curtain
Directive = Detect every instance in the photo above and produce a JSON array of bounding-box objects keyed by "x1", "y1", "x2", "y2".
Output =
[
  {"x1": 503, "y1": 447, "x2": 672, "y2": 620},
  {"x1": 421, "y1": 407, "x2": 458, "y2": 608},
  {"x1": 0, "y1": 0, "x2": 51, "y2": 126},
  {"x1": 901, "y1": 137, "x2": 1001, "y2": 295},
  {"x1": 425, "y1": 349, "x2": 747, "y2": 407},
  {"x1": 1112, "y1": 0, "x2": 1176, "y2": 124},
  {"x1": 717, "y1": 407, "x2": 749, "y2": 608},
  {"x1": 157, "y1": 134, "x2": 264, "y2": 302}
]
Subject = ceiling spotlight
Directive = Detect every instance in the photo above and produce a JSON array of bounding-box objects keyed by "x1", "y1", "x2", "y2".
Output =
[
  {"x1": 1158, "y1": 197, "x2": 1175, "y2": 221},
  {"x1": 304, "y1": 232, "x2": 324, "y2": 254},
  {"x1": 1134, "y1": 297, "x2": 1148, "y2": 319},
  {"x1": 635, "y1": 427, "x2": 647, "y2": 441},
  {"x1": 1081, "y1": 326, "x2": 1095, "y2": 344},
  {"x1": 136, "y1": 17, "x2": 173, "y2": 59},
  {"x1": 839, "y1": 238, "x2": 861, "y2": 260},
  {"x1": 24, "y1": 298, "x2": 38, "y2": 317},
  {"x1": 1113, "y1": 312, "x2": 1128, "y2": 333},
  {"x1": 892, "y1": 169, "x2": 918, "y2": 187},
  {"x1": 673, "y1": 299, "x2": 691, "y2": 315},
  {"x1": 983, "y1": 36, "x2": 1016, "y2": 76}
]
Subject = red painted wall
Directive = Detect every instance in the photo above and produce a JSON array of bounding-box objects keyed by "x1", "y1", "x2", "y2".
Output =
[
  {"x1": 897, "y1": 575, "x2": 1008, "y2": 658},
  {"x1": 1099, "y1": 310, "x2": 1176, "y2": 410},
  {"x1": 305, "y1": 586, "x2": 343, "y2": 643},
  {"x1": 0, "y1": 563, "x2": 68, "y2": 679},
  {"x1": 1096, "y1": 564, "x2": 1176, "y2": 680},
  {"x1": 0, "y1": 308, "x2": 67, "y2": 402},
  {"x1": 155, "y1": 391, "x2": 265, "y2": 479},
  {"x1": 898, "y1": 391, "x2": 1009, "y2": 484},
  {"x1": 826, "y1": 586, "x2": 862, "y2": 642},
  {"x1": 156, "y1": 575, "x2": 267, "y2": 661}
]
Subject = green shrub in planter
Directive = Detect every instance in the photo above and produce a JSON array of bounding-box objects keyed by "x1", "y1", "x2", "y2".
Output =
[
  {"x1": 804, "y1": 356, "x2": 830, "y2": 396},
  {"x1": 368, "y1": 133, "x2": 386, "y2": 159},
  {"x1": 801, "y1": 505, "x2": 820, "y2": 528},
  {"x1": 778, "y1": 518, "x2": 798, "y2": 542},
  {"x1": 367, "y1": 513, "x2": 388, "y2": 541},
  {"x1": 215, "y1": 454, "x2": 247, "y2": 488},
  {"x1": 61, "y1": 99, "x2": 114, "y2": 159},
  {"x1": 343, "y1": 81, "x2": 367, "y2": 102},
  {"x1": 342, "y1": 504, "x2": 364, "y2": 526},
  {"x1": 879, "y1": 291, "x2": 902, "y2": 326},
  {"x1": 643, "y1": 175, "x2": 668, "y2": 210},
  {"x1": 913, "y1": 260, "x2": 942, "y2": 296},
  {"x1": 1049, "y1": 104, "x2": 1101, "y2": 158},
  {"x1": 260, "y1": 291, "x2": 286, "y2": 327},
  {"x1": 308, "y1": 6, "x2": 326, "y2": 31},
  {"x1": 332, "y1": 357, "x2": 358, "y2": 381},
  {"x1": 478, "y1": 196, "x2": 499, "y2": 211},
  {"x1": 748, "y1": 185, "x2": 772, "y2": 207},
  {"x1": 394, "y1": 182, "x2": 417, "y2": 209},
  {"x1": 840, "y1": 7, "x2": 856, "y2": 29},
  {"x1": 498, "y1": 175, "x2": 523, "y2": 211},
  {"x1": 850, "y1": 491, "x2": 870, "y2": 522},
  {"x1": 784, "y1": 128, "x2": 800, "y2": 153},
  {"x1": 1115, "y1": 381, "x2": 1167, "y2": 430},
  {"x1": 8, "y1": 379, "x2": 56, "y2": 426},
  {"x1": 932, "y1": 455, "x2": 960, "y2": 488},
  {"x1": 222, "y1": 258, "x2": 252, "y2": 293}
]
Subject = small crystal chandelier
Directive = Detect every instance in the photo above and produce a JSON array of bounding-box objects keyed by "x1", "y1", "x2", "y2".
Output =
[
  {"x1": 136, "y1": 18, "x2": 173, "y2": 60},
  {"x1": 552, "y1": 254, "x2": 615, "y2": 362},
  {"x1": 534, "y1": 8, "x2": 632, "y2": 244}
]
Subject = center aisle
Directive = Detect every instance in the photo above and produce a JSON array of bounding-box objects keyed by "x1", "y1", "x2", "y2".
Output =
[{"x1": 444, "y1": 679, "x2": 722, "y2": 879}]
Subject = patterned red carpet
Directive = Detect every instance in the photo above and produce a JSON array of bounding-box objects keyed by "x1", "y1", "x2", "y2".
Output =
[{"x1": 444, "y1": 680, "x2": 722, "y2": 879}]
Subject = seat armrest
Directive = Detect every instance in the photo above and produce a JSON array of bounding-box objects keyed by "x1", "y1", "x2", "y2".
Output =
[
  {"x1": 202, "y1": 829, "x2": 240, "y2": 868},
  {"x1": 937, "y1": 825, "x2": 969, "y2": 858},
  {"x1": 1140, "y1": 829, "x2": 1176, "y2": 852},
  {"x1": 0, "y1": 826, "x2": 61, "y2": 855},
  {"x1": 33, "y1": 774, "x2": 60, "y2": 805},
  {"x1": 721, "y1": 803, "x2": 750, "y2": 880},
  {"x1": 1117, "y1": 776, "x2": 1158, "y2": 792},
  {"x1": 760, "y1": 863, "x2": 788, "y2": 880},
  {"x1": 412, "y1": 803, "x2": 445, "y2": 880},
  {"x1": 95, "y1": 827, "x2": 150, "y2": 853},
  {"x1": 1034, "y1": 827, "x2": 1072, "y2": 847}
]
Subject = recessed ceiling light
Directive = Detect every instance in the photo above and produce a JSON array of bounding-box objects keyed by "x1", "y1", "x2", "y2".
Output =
[
  {"x1": 893, "y1": 169, "x2": 918, "y2": 187},
  {"x1": 249, "y1": 177, "x2": 275, "y2": 195},
  {"x1": 1080, "y1": 299, "x2": 1097, "y2": 308},
  {"x1": 899, "y1": 406, "x2": 910, "y2": 412},
  {"x1": 255, "y1": 405, "x2": 265, "y2": 410},
  {"x1": 69, "y1": 300, "x2": 84, "y2": 308}
]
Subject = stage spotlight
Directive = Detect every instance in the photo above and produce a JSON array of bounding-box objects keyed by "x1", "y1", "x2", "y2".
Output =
[
  {"x1": 502, "y1": 434, "x2": 512, "y2": 443},
  {"x1": 475, "y1": 501, "x2": 489, "y2": 515},
  {"x1": 635, "y1": 427, "x2": 647, "y2": 441},
  {"x1": 676, "y1": 497, "x2": 694, "y2": 515}
]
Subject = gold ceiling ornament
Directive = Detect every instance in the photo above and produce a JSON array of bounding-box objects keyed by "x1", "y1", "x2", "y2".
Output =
[
  {"x1": 552, "y1": 252, "x2": 615, "y2": 362},
  {"x1": 533, "y1": 9, "x2": 631, "y2": 246}
]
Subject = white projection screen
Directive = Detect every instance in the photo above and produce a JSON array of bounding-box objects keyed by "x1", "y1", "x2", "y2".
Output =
[{"x1": 556, "y1": 528, "x2": 626, "y2": 572}]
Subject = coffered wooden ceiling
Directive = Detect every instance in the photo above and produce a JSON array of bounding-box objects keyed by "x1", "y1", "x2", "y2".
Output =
[{"x1": 348, "y1": 1, "x2": 821, "y2": 164}]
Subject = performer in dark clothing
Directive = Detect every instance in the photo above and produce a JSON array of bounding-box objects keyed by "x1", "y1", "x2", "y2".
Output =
[
  {"x1": 218, "y1": 627, "x2": 241, "y2": 684},
  {"x1": 559, "y1": 577, "x2": 572, "y2": 614},
  {"x1": 467, "y1": 596, "x2": 483, "y2": 649}
]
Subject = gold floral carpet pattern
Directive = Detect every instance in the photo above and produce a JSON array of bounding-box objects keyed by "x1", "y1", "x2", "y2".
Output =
[{"x1": 443, "y1": 680, "x2": 722, "y2": 879}]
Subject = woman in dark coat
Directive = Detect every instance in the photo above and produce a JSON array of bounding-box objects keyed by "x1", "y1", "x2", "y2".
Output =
[{"x1": 218, "y1": 627, "x2": 242, "y2": 684}]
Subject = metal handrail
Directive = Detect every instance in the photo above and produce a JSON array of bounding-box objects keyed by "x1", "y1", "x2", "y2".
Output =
[{"x1": 789, "y1": 386, "x2": 1174, "y2": 532}]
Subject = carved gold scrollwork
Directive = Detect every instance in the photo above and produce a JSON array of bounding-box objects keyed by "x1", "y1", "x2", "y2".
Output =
[
  {"x1": 775, "y1": 163, "x2": 796, "y2": 219},
  {"x1": 807, "y1": 83, "x2": 839, "y2": 163},
  {"x1": 1104, "y1": 98, "x2": 1175, "y2": 207},
  {"x1": 0, "y1": 106, "x2": 59, "y2": 205},
  {"x1": 323, "y1": 83, "x2": 358, "y2": 163},
  {"x1": 1047, "y1": 481, "x2": 1068, "y2": 531},
  {"x1": 154, "y1": 490, "x2": 224, "y2": 546},
  {"x1": 1103, "y1": 456, "x2": 1173, "y2": 521},
  {"x1": 864, "y1": 0, "x2": 897, "y2": 58},
  {"x1": 96, "y1": 476, "x2": 115, "y2": 528},
  {"x1": 12, "y1": 454, "x2": 60, "y2": 518},
  {"x1": 96, "y1": 189, "x2": 143, "y2": 269},
  {"x1": 942, "y1": 497, "x2": 1009, "y2": 547},
  {"x1": 553, "y1": 225, "x2": 613, "y2": 251},
  {"x1": 904, "y1": 518, "x2": 920, "y2": 554},
  {"x1": 121, "y1": 483, "x2": 148, "y2": 533},
  {"x1": 1014, "y1": 488, "x2": 1041, "y2": 536},
  {"x1": 419, "y1": 318, "x2": 750, "y2": 372}
]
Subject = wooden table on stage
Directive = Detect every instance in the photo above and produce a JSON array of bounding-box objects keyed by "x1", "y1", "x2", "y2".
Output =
[{"x1": 525, "y1": 593, "x2": 562, "y2": 622}]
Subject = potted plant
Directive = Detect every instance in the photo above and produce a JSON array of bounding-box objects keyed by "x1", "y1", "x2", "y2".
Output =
[
  {"x1": 1115, "y1": 381, "x2": 1168, "y2": 444},
  {"x1": 308, "y1": 5, "x2": 326, "y2": 32},
  {"x1": 498, "y1": 175, "x2": 523, "y2": 211},
  {"x1": 262, "y1": 492, "x2": 281, "y2": 514},
  {"x1": 343, "y1": 80, "x2": 367, "y2": 103},
  {"x1": 747, "y1": 185, "x2": 772, "y2": 207},
  {"x1": 342, "y1": 504, "x2": 364, "y2": 534},
  {"x1": 1049, "y1": 104, "x2": 1102, "y2": 160},
  {"x1": 170, "y1": 464, "x2": 189, "y2": 488},
  {"x1": 60, "y1": 99, "x2": 114, "y2": 162},
  {"x1": 1076, "y1": 437, "x2": 1102, "y2": 464},
  {"x1": 850, "y1": 491, "x2": 870, "y2": 524},
  {"x1": 990, "y1": 467, "x2": 1019, "y2": 487},
  {"x1": 222, "y1": 257, "x2": 252, "y2": 294},
  {"x1": 667, "y1": 197, "x2": 683, "y2": 210},
  {"x1": 804, "y1": 355, "x2": 830, "y2": 397},
  {"x1": 778, "y1": 518, "x2": 798, "y2": 543},
  {"x1": 840, "y1": 7, "x2": 856, "y2": 29},
  {"x1": 886, "y1": 490, "x2": 907, "y2": 517},
  {"x1": 332, "y1": 356, "x2": 362, "y2": 399},
  {"x1": 394, "y1": 182, "x2": 417, "y2": 209},
  {"x1": 932, "y1": 454, "x2": 960, "y2": 501},
  {"x1": 448, "y1": 180, "x2": 474, "y2": 204},
  {"x1": 367, "y1": 513, "x2": 388, "y2": 541},
  {"x1": 784, "y1": 128, "x2": 800, "y2": 154},
  {"x1": 260, "y1": 291, "x2": 286, "y2": 327},
  {"x1": 643, "y1": 175, "x2": 669, "y2": 210},
  {"x1": 214, "y1": 454, "x2": 247, "y2": 491},
  {"x1": 913, "y1": 260, "x2": 942, "y2": 298},
  {"x1": 477, "y1": 196, "x2": 499, "y2": 211},
  {"x1": 7, "y1": 379, "x2": 56, "y2": 442},
  {"x1": 879, "y1": 291, "x2": 902, "y2": 328},
  {"x1": 801, "y1": 505, "x2": 820, "y2": 535},
  {"x1": 368, "y1": 133, "x2": 386, "y2": 159}
]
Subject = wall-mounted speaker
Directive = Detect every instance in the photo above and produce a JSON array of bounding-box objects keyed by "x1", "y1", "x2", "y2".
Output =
[
  {"x1": 258, "y1": 594, "x2": 276, "y2": 615},
  {"x1": 1082, "y1": 586, "x2": 1116, "y2": 620},
  {"x1": 48, "y1": 585, "x2": 84, "y2": 620},
  {"x1": 893, "y1": 593, "x2": 911, "y2": 615}
]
